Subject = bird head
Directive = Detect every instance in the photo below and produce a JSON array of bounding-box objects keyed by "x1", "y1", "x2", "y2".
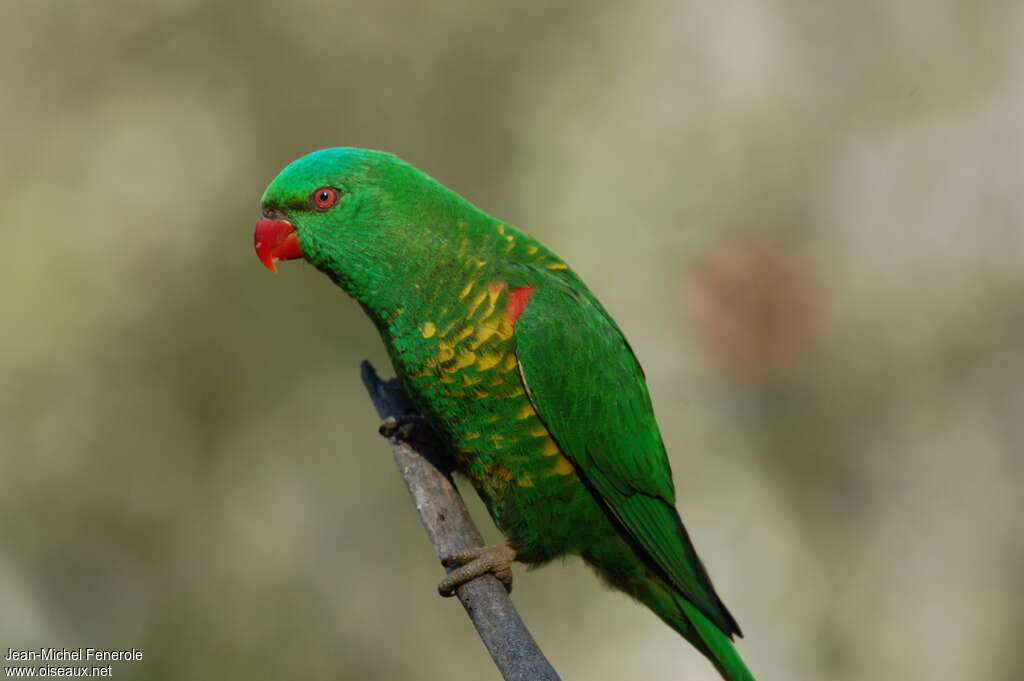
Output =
[
  {"x1": 254, "y1": 147, "x2": 495, "y2": 315},
  {"x1": 254, "y1": 147, "x2": 400, "y2": 273}
]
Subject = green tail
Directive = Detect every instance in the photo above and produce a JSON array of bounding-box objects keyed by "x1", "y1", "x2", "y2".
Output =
[
  {"x1": 676, "y1": 593, "x2": 755, "y2": 681},
  {"x1": 582, "y1": 534, "x2": 755, "y2": 680},
  {"x1": 641, "y1": 578, "x2": 756, "y2": 681}
]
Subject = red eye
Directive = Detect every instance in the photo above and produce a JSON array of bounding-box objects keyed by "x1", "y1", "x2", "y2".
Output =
[{"x1": 311, "y1": 187, "x2": 339, "y2": 210}]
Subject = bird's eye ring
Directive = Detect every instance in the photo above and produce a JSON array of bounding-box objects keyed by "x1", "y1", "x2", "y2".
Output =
[{"x1": 311, "y1": 187, "x2": 340, "y2": 210}]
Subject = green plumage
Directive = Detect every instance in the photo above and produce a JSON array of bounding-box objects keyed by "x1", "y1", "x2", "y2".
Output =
[{"x1": 259, "y1": 148, "x2": 755, "y2": 681}]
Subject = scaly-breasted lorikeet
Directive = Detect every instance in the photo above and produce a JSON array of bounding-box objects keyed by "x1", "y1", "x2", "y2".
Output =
[{"x1": 254, "y1": 148, "x2": 756, "y2": 681}]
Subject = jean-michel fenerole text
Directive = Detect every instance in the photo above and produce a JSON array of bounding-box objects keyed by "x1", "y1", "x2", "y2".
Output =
[{"x1": 5, "y1": 649, "x2": 142, "y2": 662}]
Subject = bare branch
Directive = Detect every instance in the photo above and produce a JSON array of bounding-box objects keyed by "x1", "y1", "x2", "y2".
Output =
[{"x1": 360, "y1": 360, "x2": 562, "y2": 681}]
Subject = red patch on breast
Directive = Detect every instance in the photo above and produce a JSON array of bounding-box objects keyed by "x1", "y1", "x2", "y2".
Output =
[{"x1": 505, "y1": 286, "x2": 535, "y2": 324}]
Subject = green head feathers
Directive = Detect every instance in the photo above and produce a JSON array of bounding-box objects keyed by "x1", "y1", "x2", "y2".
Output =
[{"x1": 256, "y1": 148, "x2": 494, "y2": 313}]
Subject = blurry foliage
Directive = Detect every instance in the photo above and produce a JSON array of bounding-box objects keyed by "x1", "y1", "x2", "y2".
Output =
[
  {"x1": 1, "y1": 1, "x2": 1022, "y2": 680},
  {"x1": 692, "y1": 237, "x2": 819, "y2": 382}
]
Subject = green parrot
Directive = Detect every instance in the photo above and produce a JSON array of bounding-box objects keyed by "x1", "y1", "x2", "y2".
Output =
[{"x1": 254, "y1": 148, "x2": 755, "y2": 681}]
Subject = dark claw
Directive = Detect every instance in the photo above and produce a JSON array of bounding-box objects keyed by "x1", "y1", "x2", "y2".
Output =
[{"x1": 379, "y1": 414, "x2": 430, "y2": 442}]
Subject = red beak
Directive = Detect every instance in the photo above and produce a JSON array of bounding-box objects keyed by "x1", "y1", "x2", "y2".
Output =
[{"x1": 254, "y1": 217, "x2": 303, "y2": 272}]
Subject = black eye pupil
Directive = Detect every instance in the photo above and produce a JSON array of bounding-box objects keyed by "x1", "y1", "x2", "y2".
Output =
[{"x1": 319, "y1": 192, "x2": 329, "y2": 201}]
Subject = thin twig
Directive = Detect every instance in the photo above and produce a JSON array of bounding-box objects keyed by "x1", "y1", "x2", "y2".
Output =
[{"x1": 360, "y1": 360, "x2": 562, "y2": 681}]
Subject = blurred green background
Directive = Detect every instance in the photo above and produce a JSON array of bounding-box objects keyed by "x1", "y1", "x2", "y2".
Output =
[{"x1": 2, "y1": 1, "x2": 1022, "y2": 680}]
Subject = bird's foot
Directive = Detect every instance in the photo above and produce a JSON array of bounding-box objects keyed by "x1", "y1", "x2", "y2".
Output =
[
  {"x1": 438, "y1": 545, "x2": 517, "y2": 597},
  {"x1": 378, "y1": 414, "x2": 430, "y2": 443}
]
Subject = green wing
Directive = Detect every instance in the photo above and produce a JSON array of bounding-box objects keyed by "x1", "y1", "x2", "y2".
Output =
[{"x1": 514, "y1": 272, "x2": 741, "y2": 638}]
